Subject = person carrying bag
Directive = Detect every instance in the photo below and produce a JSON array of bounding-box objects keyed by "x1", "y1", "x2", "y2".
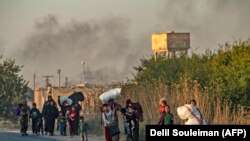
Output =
[{"x1": 102, "y1": 104, "x2": 120, "y2": 141}]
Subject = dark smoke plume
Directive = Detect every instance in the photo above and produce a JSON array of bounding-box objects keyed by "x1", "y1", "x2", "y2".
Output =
[
  {"x1": 10, "y1": 0, "x2": 250, "y2": 87},
  {"x1": 15, "y1": 15, "x2": 140, "y2": 86}
]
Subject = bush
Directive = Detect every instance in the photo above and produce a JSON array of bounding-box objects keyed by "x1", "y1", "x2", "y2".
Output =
[{"x1": 133, "y1": 40, "x2": 250, "y2": 106}]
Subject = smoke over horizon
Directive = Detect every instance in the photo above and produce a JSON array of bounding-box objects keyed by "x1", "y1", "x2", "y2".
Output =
[
  {"x1": 12, "y1": 15, "x2": 141, "y2": 87},
  {"x1": 156, "y1": 0, "x2": 250, "y2": 50},
  {"x1": 1, "y1": 0, "x2": 250, "y2": 88}
]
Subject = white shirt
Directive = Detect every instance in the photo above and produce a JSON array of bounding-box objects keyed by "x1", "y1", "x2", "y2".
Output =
[{"x1": 102, "y1": 110, "x2": 114, "y2": 126}]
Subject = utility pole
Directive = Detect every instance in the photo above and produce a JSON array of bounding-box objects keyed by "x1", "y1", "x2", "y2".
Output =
[
  {"x1": 65, "y1": 77, "x2": 68, "y2": 88},
  {"x1": 81, "y1": 61, "x2": 85, "y2": 83},
  {"x1": 57, "y1": 69, "x2": 61, "y2": 87},
  {"x1": 33, "y1": 73, "x2": 36, "y2": 90},
  {"x1": 42, "y1": 75, "x2": 54, "y2": 88}
]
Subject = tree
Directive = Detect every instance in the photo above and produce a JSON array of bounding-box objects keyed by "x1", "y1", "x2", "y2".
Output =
[
  {"x1": 209, "y1": 41, "x2": 250, "y2": 106},
  {"x1": 0, "y1": 56, "x2": 28, "y2": 119},
  {"x1": 133, "y1": 39, "x2": 250, "y2": 106}
]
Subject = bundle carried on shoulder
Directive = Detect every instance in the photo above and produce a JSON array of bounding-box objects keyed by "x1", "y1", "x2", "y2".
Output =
[
  {"x1": 177, "y1": 104, "x2": 206, "y2": 125},
  {"x1": 99, "y1": 88, "x2": 122, "y2": 104},
  {"x1": 59, "y1": 91, "x2": 84, "y2": 106},
  {"x1": 69, "y1": 91, "x2": 85, "y2": 103},
  {"x1": 59, "y1": 96, "x2": 73, "y2": 105}
]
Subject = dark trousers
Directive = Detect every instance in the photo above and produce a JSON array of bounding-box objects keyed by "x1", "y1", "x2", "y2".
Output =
[
  {"x1": 126, "y1": 134, "x2": 134, "y2": 141},
  {"x1": 38, "y1": 121, "x2": 44, "y2": 135},
  {"x1": 59, "y1": 123, "x2": 66, "y2": 135},
  {"x1": 20, "y1": 116, "x2": 28, "y2": 134},
  {"x1": 44, "y1": 118, "x2": 48, "y2": 132},
  {"x1": 31, "y1": 118, "x2": 38, "y2": 134},
  {"x1": 80, "y1": 131, "x2": 88, "y2": 141},
  {"x1": 69, "y1": 120, "x2": 75, "y2": 136},
  {"x1": 75, "y1": 117, "x2": 79, "y2": 135},
  {"x1": 133, "y1": 122, "x2": 139, "y2": 141}
]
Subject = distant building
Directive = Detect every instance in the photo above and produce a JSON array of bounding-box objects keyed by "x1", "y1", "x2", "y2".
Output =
[
  {"x1": 152, "y1": 31, "x2": 190, "y2": 60},
  {"x1": 34, "y1": 85, "x2": 110, "y2": 115}
]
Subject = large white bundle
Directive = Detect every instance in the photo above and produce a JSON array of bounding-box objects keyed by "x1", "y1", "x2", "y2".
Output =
[
  {"x1": 99, "y1": 88, "x2": 121, "y2": 104},
  {"x1": 59, "y1": 96, "x2": 73, "y2": 105},
  {"x1": 177, "y1": 104, "x2": 202, "y2": 125},
  {"x1": 177, "y1": 104, "x2": 193, "y2": 120}
]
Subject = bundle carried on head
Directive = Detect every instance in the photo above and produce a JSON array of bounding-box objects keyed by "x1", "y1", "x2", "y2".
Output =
[
  {"x1": 59, "y1": 91, "x2": 84, "y2": 106},
  {"x1": 69, "y1": 91, "x2": 85, "y2": 104},
  {"x1": 99, "y1": 88, "x2": 122, "y2": 104},
  {"x1": 59, "y1": 96, "x2": 73, "y2": 105}
]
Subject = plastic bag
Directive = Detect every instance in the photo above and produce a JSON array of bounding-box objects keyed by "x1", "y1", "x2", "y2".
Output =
[
  {"x1": 59, "y1": 96, "x2": 73, "y2": 105},
  {"x1": 99, "y1": 88, "x2": 121, "y2": 104}
]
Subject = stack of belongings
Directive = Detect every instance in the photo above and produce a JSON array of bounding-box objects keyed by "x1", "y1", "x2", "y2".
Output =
[
  {"x1": 99, "y1": 88, "x2": 121, "y2": 104},
  {"x1": 59, "y1": 91, "x2": 85, "y2": 105},
  {"x1": 177, "y1": 104, "x2": 206, "y2": 125},
  {"x1": 59, "y1": 96, "x2": 73, "y2": 106}
]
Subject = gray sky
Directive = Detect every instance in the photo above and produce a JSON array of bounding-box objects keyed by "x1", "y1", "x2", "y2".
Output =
[{"x1": 0, "y1": 0, "x2": 249, "y2": 88}]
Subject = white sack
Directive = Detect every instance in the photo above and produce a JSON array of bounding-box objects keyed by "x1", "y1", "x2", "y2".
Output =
[
  {"x1": 99, "y1": 88, "x2": 121, "y2": 104},
  {"x1": 177, "y1": 104, "x2": 202, "y2": 125},
  {"x1": 59, "y1": 96, "x2": 73, "y2": 105}
]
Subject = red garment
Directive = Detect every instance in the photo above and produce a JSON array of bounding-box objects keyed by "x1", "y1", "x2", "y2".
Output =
[
  {"x1": 69, "y1": 110, "x2": 77, "y2": 120},
  {"x1": 105, "y1": 126, "x2": 112, "y2": 141},
  {"x1": 159, "y1": 105, "x2": 167, "y2": 114},
  {"x1": 68, "y1": 110, "x2": 77, "y2": 136}
]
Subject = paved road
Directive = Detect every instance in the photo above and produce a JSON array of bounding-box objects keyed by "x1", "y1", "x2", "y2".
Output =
[{"x1": 0, "y1": 130, "x2": 102, "y2": 141}]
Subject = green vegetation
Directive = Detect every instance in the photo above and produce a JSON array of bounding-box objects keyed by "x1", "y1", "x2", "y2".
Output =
[
  {"x1": 0, "y1": 56, "x2": 28, "y2": 120},
  {"x1": 133, "y1": 40, "x2": 250, "y2": 106}
]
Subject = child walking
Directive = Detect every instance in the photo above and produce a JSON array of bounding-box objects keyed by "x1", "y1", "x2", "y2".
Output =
[
  {"x1": 162, "y1": 105, "x2": 174, "y2": 125},
  {"x1": 79, "y1": 116, "x2": 89, "y2": 141},
  {"x1": 122, "y1": 106, "x2": 137, "y2": 141},
  {"x1": 58, "y1": 112, "x2": 67, "y2": 136},
  {"x1": 30, "y1": 103, "x2": 41, "y2": 135}
]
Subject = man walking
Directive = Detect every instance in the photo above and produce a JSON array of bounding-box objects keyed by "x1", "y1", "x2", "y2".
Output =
[{"x1": 20, "y1": 101, "x2": 30, "y2": 136}]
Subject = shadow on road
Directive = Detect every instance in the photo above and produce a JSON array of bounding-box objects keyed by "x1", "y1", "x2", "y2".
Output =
[
  {"x1": 0, "y1": 131, "x2": 61, "y2": 141},
  {"x1": 0, "y1": 130, "x2": 102, "y2": 141}
]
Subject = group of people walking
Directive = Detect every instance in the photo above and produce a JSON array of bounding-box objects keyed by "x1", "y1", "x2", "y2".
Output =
[
  {"x1": 16, "y1": 95, "x2": 89, "y2": 141},
  {"x1": 101, "y1": 97, "x2": 203, "y2": 141},
  {"x1": 16, "y1": 94, "x2": 204, "y2": 141},
  {"x1": 157, "y1": 98, "x2": 205, "y2": 125},
  {"x1": 101, "y1": 99, "x2": 143, "y2": 141}
]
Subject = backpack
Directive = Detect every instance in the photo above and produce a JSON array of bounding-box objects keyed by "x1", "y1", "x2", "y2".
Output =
[
  {"x1": 15, "y1": 107, "x2": 21, "y2": 116},
  {"x1": 133, "y1": 102, "x2": 144, "y2": 122}
]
